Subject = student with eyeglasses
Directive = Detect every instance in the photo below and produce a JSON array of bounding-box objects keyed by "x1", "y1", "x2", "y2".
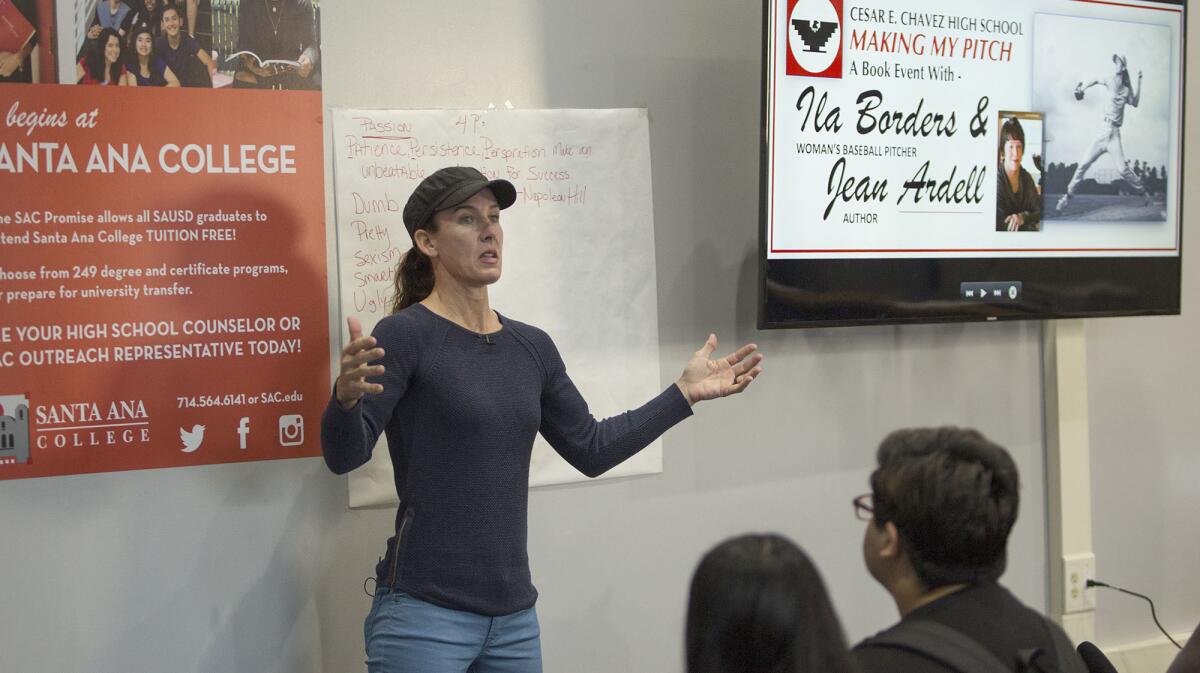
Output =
[{"x1": 851, "y1": 427, "x2": 1086, "y2": 673}]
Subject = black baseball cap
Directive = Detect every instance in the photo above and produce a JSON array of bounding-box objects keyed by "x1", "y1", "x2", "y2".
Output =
[{"x1": 402, "y1": 166, "x2": 517, "y2": 237}]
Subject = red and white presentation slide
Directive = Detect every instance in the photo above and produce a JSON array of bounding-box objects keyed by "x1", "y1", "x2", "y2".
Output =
[{"x1": 766, "y1": 0, "x2": 1184, "y2": 258}]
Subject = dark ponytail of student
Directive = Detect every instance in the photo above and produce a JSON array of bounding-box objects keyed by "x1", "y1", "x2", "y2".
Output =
[{"x1": 391, "y1": 246, "x2": 435, "y2": 313}]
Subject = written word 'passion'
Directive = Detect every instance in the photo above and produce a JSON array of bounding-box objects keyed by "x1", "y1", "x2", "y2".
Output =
[{"x1": 0, "y1": 143, "x2": 297, "y2": 174}]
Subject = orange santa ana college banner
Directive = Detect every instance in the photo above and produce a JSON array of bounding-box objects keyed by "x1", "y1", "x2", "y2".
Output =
[{"x1": 0, "y1": 84, "x2": 329, "y2": 479}]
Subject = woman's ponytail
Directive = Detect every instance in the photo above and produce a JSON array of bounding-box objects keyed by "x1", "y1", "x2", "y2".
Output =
[{"x1": 391, "y1": 246, "x2": 435, "y2": 313}]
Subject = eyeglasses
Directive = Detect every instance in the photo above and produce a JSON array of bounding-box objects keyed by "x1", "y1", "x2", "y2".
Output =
[{"x1": 853, "y1": 493, "x2": 874, "y2": 521}]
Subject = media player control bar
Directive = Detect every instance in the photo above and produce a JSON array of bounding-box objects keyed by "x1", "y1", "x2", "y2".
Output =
[{"x1": 961, "y1": 282, "x2": 1022, "y2": 301}]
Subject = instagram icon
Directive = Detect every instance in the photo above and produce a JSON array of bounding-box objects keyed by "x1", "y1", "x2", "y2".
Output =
[{"x1": 278, "y1": 415, "x2": 304, "y2": 447}]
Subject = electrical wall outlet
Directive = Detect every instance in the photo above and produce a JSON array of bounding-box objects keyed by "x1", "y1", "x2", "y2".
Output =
[{"x1": 1063, "y1": 553, "x2": 1096, "y2": 613}]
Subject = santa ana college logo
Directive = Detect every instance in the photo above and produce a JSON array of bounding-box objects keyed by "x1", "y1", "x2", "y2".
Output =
[
  {"x1": 0, "y1": 395, "x2": 31, "y2": 466},
  {"x1": 786, "y1": 0, "x2": 843, "y2": 78}
]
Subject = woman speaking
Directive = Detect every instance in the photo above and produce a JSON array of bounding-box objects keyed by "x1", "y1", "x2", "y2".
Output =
[{"x1": 322, "y1": 166, "x2": 763, "y2": 673}]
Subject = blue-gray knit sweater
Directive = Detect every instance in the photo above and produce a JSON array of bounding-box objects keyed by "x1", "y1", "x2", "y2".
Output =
[{"x1": 321, "y1": 303, "x2": 693, "y2": 616}]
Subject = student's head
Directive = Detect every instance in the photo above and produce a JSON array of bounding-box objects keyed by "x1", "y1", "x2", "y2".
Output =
[
  {"x1": 861, "y1": 427, "x2": 1019, "y2": 592},
  {"x1": 161, "y1": 3, "x2": 182, "y2": 36},
  {"x1": 101, "y1": 29, "x2": 122, "y2": 64},
  {"x1": 86, "y1": 28, "x2": 125, "y2": 82},
  {"x1": 391, "y1": 166, "x2": 516, "y2": 312},
  {"x1": 999, "y1": 117, "x2": 1025, "y2": 170},
  {"x1": 130, "y1": 27, "x2": 155, "y2": 60},
  {"x1": 686, "y1": 534, "x2": 855, "y2": 673}
]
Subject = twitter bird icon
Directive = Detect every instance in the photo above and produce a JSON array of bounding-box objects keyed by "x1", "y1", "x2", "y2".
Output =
[{"x1": 180, "y1": 425, "x2": 205, "y2": 453}]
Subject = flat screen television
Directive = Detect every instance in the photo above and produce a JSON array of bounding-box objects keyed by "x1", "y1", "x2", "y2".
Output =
[{"x1": 760, "y1": 0, "x2": 1187, "y2": 328}]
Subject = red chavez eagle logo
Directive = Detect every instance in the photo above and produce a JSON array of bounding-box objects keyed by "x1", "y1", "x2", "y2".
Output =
[{"x1": 786, "y1": 0, "x2": 843, "y2": 78}]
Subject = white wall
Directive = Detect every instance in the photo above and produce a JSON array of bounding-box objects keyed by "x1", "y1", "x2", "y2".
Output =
[
  {"x1": 1086, "y1": 4, "x2": 1200, "y2": 650},
  {"x1": 0, "y1": 2, "x2": 1192, "y2": 673}
]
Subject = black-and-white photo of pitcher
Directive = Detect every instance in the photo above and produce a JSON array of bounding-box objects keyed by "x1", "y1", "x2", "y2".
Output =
[{"x1": 1033, "y1": 13, "x2": 1171, "y2": 223}]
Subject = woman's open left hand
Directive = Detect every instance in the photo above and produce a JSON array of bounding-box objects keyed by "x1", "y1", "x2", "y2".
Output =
[{"x1": 675, "y1": 334, "x2": 763, "y2": 406}]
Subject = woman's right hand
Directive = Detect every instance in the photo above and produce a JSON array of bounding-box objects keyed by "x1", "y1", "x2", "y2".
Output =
[{"x1": 335, "y1": 316, "x2": 385, "y2": 410}]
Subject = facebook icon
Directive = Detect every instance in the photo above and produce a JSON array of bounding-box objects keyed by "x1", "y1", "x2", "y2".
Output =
[{"x1": 237, "y1": 417, "x2": 251, "y2": 450}]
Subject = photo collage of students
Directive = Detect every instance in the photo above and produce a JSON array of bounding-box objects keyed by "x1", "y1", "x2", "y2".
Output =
[{"x1": 0, "y1": 0, "x2": 319, "y2": 89}]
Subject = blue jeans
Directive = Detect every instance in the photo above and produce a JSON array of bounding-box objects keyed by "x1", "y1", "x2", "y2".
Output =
[{"x1": 364, "y1": 588, "x2": 543, "y2": 673}]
